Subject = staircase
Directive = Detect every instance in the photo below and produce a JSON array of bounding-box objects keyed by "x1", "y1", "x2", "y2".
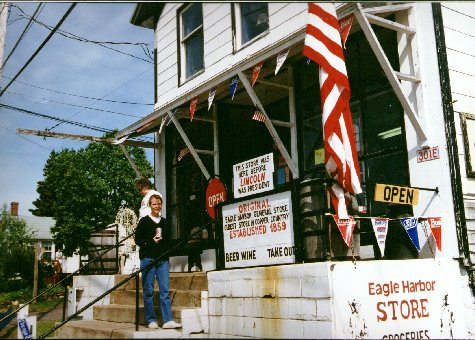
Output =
[{"x1": 55, "y1": 272, "x2": 209, "y2": 338}]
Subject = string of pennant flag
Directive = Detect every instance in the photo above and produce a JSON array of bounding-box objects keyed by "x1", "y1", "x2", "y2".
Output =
[{"x1": 329, "y1": 214, "x2": 442, "y2": 255}]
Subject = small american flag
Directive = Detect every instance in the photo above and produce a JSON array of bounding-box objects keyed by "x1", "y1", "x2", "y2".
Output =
[
  {"x1": 252, "y1": 110, "x2": 266, "y2": 122},
  {"x1": 303, "y1": 3, "x2": 362, "y2": 219},
  {"x1": 177, "y1": 147, "x2": 190, "y2": 161}
]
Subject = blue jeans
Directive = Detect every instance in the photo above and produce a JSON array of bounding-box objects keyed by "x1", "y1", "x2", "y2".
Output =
[{"x1": 140, "y1": 258, "x2": 172, "y2": 324}]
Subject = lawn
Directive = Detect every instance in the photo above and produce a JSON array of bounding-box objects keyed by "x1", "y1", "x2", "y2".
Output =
[{"x1": 0, "y1": 285, "x2": 65, "y2": 339}]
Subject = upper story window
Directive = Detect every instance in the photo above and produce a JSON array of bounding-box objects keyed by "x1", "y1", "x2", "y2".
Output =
[
  {"x1": 179, "y1": 3, "x2": 204, "y2": 82},
  {"x1": 234, "y1": 3, "x2": 269, "y2": 48}
]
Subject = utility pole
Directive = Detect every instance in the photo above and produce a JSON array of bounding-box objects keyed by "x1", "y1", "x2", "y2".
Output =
[{"x1": 0, "y1": 2, "x2": 8, "y2": 83}]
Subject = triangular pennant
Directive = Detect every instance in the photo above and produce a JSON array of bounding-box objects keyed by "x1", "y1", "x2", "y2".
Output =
[
  {"x1": 230, "y1": 76, "x2": 239, "y2": 100},
  {"x1": 332, "y1": 215, "x2": 356, "y2": 247},
  {"x1": 208, "y1": 88, "x2": 216, "y2": 111},
  {"x1": 427, "y1": 217, "x2": 442, "y2": 251},
  {"x1": 306, "y1": 57, "x2": 311, "y2": 65},
  {"x1": 136, "y1": 119, "x2": 155, "y2": 134},
  {"x1": 189, "y1": 96, "x2": 199, "y2": 121},
  {"x1": 338, "y1": 14, "x2": 354, "y2": 48},
  {"x1": 400, "y1": 217, "x2": 421, "y2": 251},
  {"x1": 371, "y1": 218, "x2": 389, "y2": 255},
  {"x1": 275, "y1": 49, "x2": 289, "y2": 75},
  {"x1": 252, "y1": 62, "x2": 264, "y2": 87}
]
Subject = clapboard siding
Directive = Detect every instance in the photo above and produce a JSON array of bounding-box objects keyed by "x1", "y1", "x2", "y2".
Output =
[{"x1": 154, "y1": 3, "x2": 308, "y2": 108}]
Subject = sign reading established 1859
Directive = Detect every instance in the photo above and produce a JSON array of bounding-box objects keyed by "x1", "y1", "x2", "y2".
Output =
[
  {"x1": 374, "y1": 183, "x2": 419, "y2": 205},
  {"x1": 222, "y1": 190, "x2": 294, "y2": 269}
]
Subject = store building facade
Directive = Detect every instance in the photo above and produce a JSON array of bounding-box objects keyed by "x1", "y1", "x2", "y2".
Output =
[{"x1": 118, "y1": 2, "x2": 475, "y2": 338}]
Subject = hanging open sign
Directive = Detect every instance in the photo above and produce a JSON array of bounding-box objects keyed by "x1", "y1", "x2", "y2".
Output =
[
  {"x1": 206, "y1": 178, "x2": 227, "y2": 219},
  {"x1": 374, "y1": 183, "x2": 419, "y2": 205}
]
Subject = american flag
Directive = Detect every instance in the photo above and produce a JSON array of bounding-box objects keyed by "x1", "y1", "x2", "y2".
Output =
[
  {"x1": 303, "y1": 3, "x2": 362, "y2": 219},
  {"x1": 252, "y1": 110, "x2": 266, "y2": 122},
  {"x1": 177, "y1": 147, "x2": 190, "y2": 161}
]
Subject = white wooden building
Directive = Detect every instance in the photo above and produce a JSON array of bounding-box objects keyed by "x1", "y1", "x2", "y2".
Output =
[{"x1": 116, "y1": 2, "x2": 475, "y2": 338}]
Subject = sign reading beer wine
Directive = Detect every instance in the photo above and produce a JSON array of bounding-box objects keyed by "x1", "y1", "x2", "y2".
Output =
[{"x1": 222, "y1": 191, "x2": 294, "y2": 268}]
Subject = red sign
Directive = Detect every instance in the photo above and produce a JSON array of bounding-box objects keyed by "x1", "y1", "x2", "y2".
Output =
[
  {"x1": 206, "y1": 178, "x2": 227, "y2": 219},
  {"x1": 417, "y1": 146, "x2": 439, "y2": 163}
]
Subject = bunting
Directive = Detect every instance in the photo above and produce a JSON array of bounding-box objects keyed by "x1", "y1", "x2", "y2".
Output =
[
  {"x1": 303, "y1": 2, "x2": 362, "y2": 219},
  {"x1": 230, "y1": 76, "x2": 239, "y2": 100},
  {"x1": 338, "y1": 14, "x2": 354, "y2": 47},
  {"x1": 371, "y1": 218, "x2": 389, "y2": 255},
  {"x1": 400, "y1": 217, "x2": 421, "y2": 251},
  {"x1": 252, "y1": 62, "x2": 264, "y2": 86},
  {"x1": 427, "y1": 217, "x2": 442, "y2": 251},
  {"x1": 190, "y1": 96, "x2": 199, "y2": 121},
  {"x1": 275, "y1": 49, "x2": 289, "y2": 75},
  {"x1": 332, "y1": 215, "x2": 356, "y2": 247},
  {"x1": 208, "y1": 88, "x2": 216, "y2": 111}
]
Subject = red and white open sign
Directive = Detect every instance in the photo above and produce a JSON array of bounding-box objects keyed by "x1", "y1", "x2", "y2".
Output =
[
  {"x1": 417, "y1": 146, "x2": 440, "y2": 163},
  {"x1": 206, "y1": 178, "x2": 227, "y2": 219}
]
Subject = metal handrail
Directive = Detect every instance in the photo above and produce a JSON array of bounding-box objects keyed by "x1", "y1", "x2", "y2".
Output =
[
  {"x1": 0, "y1": 222, "x2": 132, "y2": 325},
  {"x1": 39, "y1": 220, "x2": 214, "y2": 338}
]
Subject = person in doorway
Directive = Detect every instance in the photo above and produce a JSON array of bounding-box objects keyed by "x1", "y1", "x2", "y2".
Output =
[
  {"x1": 187, "y1": 226, "x2": 203, "y2": 272},
  {"x1": 136, "y1": 177, "x2": 163, "y2": 218},
  {"x1": 135, "y1": 194, "x2": 181, "y2": 329}
]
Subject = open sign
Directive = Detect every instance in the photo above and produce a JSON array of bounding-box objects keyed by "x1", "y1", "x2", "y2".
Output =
[
  {"x1": 374, "y1": 183, "x2": 419, "y2": 205},
  {"x1": 206, "y1": 178, "x2": 227, "y2": 219}
]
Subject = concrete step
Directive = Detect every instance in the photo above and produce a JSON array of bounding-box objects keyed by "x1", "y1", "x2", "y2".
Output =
[
  {"x1": 55, "y1": 319, "x2": 183, "y2": 339},
  {"x1": 110, "y1": 289, "x2": 202, "y2": 307},
  {"x1": 93, "y1": 303, "x2": 192, "y2": 324},
  {"x1": 115, "y1": 272, "x2": 208, "y2": 291}
]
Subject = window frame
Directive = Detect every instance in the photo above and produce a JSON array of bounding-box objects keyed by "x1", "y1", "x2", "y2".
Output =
[
  {"x1": 178, "y1": 3, "x2": 205, "y2": 84},
  {"x1": 233, "y1": 2, "x2": 269, "y2": 51}
]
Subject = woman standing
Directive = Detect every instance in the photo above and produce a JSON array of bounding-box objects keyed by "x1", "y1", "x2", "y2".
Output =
[{"x1": 135, "y1": 194, "x2": 181, "y2": 329}]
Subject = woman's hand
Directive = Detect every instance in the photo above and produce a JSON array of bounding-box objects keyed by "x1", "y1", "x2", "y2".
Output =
[{"x1": 153, "y1": 235, "x2": 162, "y2": 243}]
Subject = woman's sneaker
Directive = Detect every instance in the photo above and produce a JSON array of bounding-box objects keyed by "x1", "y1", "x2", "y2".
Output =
[
  {"x1": 148, "y1": 321, "x2": 159, "y2": 329},
  {"x1": 162, "y1": 320, "x2": 182, "y2": 329}
]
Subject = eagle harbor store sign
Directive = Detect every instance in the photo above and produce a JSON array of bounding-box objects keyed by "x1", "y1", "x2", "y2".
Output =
[
  {"x1": 233, "y1": 153, "x2": 274, "y2": 198},
  {"x1": 222, "y1": 190, "x2": 295, "y2": 269},
  {"x1": 331, "y1": 259, "x2": 468, "y2": 339}
]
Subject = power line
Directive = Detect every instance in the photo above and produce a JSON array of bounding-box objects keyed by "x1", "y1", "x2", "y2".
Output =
[
  {"x1": 0, "y1": 122, "x2": 51, "y2": 152},
  {"x1": 0, "y1": 3, "x2": 44, "y2": 72},
  {"x1": 1, "y1": 75, "x2": 154, "y2": 105},
  {"x1": 11, "y1": 3, "x2": 153, "y2": 63},
  {"x1": 0, "y1": 3, "x2": 77, "y2": 97},
  {"x1": 5, "y1": 90, "x2": 144, "y2": 118}
]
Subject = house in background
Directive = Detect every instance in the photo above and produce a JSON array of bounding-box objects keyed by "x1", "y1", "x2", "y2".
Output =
[{"x1": 9, "y1": 202, "x2": 57, "y2": 261}]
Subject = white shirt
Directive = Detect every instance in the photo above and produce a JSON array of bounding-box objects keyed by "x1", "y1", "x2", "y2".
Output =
[{"x1": 139, "y1": 189, "x2": 162, "y2": 218}]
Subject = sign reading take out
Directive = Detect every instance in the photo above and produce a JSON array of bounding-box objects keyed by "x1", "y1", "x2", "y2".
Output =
[{"x1": 374, "y1": 183, "x2": 419, "y2": 205}]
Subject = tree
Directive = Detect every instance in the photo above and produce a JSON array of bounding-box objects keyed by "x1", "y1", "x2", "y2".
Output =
[
  {"x1": 0, "y1": 205, "x2": 36, "y2": 291},
  {"x1": 31, "y1": 132, "x2": 153, "y2": 256}
]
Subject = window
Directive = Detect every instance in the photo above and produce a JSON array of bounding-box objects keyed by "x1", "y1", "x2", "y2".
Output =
[
  {"x1": 179, "y1": 3, "x2": 204, "y2": 82},
  {"x1": 235, "y1": 3, "x2": 269, "y2": 47}
]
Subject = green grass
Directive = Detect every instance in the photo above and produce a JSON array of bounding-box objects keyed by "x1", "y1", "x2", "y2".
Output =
[{"x1": 0, "y1": 320, "x2": 58, "y2": 339}]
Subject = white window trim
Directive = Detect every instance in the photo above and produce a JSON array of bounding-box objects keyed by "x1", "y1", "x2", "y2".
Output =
[
  {"x1": 179, "y1": 3, "x2": 204, "y2": 84},
  {"x1": 233, "y1": 3, "x2": 269, "y2": 51}
]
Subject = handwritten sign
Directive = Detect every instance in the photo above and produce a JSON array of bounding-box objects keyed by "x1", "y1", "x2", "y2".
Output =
[
  {"x1": 233, "y1": 153, "x2": 274, "y2": 198},
  {"x1": 374, "y1": 183, "x2": 419, "y2": 205},
  {"x1": 222, "y1": 191, "x2": 294, "y2": 268}
]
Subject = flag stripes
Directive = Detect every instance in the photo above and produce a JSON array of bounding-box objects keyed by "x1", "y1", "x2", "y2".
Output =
[
  {"x1": 177, "y1": 147, "x2": 190, "y2": 161},
  {"x1": 252, "y1": 110, "x2": 266, "y2": 122},
  {"x1": 303, "y1": 2, "x2": 362, "y2": 219}
]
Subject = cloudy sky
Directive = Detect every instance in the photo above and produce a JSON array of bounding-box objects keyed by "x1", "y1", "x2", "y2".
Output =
[{"x1": 0, "y1": 2, "x2": 155, "y2": 216}]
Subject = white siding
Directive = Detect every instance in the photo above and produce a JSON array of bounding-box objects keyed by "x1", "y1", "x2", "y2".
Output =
[{"x1": 154, "y1": 2, "x2": 307, "y2": 109}]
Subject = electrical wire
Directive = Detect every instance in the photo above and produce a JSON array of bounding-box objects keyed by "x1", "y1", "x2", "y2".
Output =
[
  {"x1": 0, "y1": 3, "x2": 44, "y2": 72},
  {"x1": 5, "y1": 90, "x2": 144, "y2": 118},
  {"x1": 0, "y1": 76, "x2": 154, "y2": 105},
  {"x1": 11, "y1": 3, "x2": 153, "y2": 63},
  {"x1": 0, "y1": 3, "x2": 77, "y2": 97}
]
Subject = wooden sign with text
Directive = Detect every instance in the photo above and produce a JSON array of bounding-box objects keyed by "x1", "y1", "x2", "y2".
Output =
[{"x1": 374, "y1": 183, "x2": 419, "y2": 205}]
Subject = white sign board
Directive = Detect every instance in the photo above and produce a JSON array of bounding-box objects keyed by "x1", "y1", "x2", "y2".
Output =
[
  {"x1": 222, "y1": 191, "x2": 294, "y2": 268},
  {"x1": 233, "y1": 153, "x2": 274, "y2": 198},
  {"x1": 331, "y1": 259, "x2": 468, "y2": 339}
]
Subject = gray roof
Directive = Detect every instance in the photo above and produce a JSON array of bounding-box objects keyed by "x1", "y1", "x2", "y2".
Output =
[{"x1": 19, "y1": 215, "x2": 55, "y2": 241}]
